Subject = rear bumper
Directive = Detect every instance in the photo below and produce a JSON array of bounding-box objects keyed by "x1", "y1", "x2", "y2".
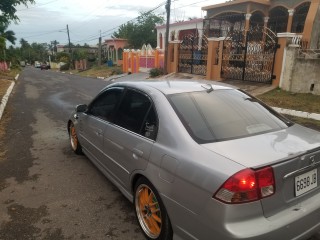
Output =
[{"x1": 167, "y1": 192, "x2": 320, "y2": 240}]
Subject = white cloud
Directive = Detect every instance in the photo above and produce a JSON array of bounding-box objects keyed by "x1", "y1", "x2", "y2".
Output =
[{"x1": 8, "y1": 0, "x2": 224, "y2": 46}]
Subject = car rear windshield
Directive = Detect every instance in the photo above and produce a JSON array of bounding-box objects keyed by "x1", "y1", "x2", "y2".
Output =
[{"x1": 168, "y1": 89, "x2": 291, "y2": 143}]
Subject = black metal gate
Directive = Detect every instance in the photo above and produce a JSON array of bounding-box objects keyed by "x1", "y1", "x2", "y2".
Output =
[
  {"x1": 221, "y1": 27, "x2": 278, "y2": 83},
  {"x1": 178, "y1": 34, "x2": 208, "y2": 76}
]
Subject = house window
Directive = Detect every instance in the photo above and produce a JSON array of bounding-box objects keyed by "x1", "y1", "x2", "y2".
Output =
[
  {"x1": 291, "y1": 2, "x2": 311, "y2": 33},
  {"x1": 250, "y1": 12, "x2": 264, "y2": 29},
  {"x1": 118, "y1": 48, "x2": 123, "y2": 60},
  {"x1": 268, "y1": 7, "x2": 288, "y2": 33},
  {"x1": 205, "y1": 12, "x2": 245, "y2": 38}
]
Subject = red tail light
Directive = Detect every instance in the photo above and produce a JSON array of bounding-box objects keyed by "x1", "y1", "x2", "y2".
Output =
[{"x1": 214, "y1": 167, "x2": 275, "y2": 204}]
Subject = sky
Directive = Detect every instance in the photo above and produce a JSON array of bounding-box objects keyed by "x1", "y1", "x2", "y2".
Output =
[{"x1": 8, "y1": 0, "x2": 225, "y2": 47}]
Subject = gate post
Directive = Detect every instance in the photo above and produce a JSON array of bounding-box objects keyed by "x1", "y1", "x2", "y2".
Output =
[
  {"x1": 167, "y1": 41, "x2": 180, "y2": 73},
  {"x1": 206, "y1": 38, "x2": 222, "y2": 80},
  {"x1": 273, "y1": 33, "x2": 296, "y2": 87}
]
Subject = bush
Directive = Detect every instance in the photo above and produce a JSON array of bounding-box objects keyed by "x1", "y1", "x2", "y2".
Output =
[
  {"x1": 60, "y1": 63, "x2": 70, "y2": 71},
  {"x1": 149, "y1": 68, "x2": 164, "y2": 78}
]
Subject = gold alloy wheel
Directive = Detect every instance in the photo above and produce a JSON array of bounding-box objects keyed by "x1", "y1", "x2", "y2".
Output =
[
  {"x1": 135, "y1": 184, "x2": 162, "y2": 239},
  {"x1": 70, "y1": 124, "x2": 78, "y2": 151}
]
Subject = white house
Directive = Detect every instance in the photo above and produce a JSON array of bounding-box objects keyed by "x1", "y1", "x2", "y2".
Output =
[{"x1": 155, "y1": 18, "x2": 204, "y2": 50}]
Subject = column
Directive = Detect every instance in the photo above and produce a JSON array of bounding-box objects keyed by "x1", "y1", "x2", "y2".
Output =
[
  {"x1": 287, "y1": 9, "x2": 294, "y2": 33},
  {"x1": 262, "y1": 17, "x2": 269, "y2": 45},
  {"x1": 245, "y1": 14, "x2": 252, "y2": 31}
]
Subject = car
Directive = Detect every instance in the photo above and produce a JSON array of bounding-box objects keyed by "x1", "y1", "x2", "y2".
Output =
[
  {"x1": 35, "y1": 61, "x2": 41, "y2": 68},
  {"x1": 40, "y1": 64, "x2": 50, "y2": 70},
  {"x1": 67, "y1": 80, "x2": 320, "y2": 240}
]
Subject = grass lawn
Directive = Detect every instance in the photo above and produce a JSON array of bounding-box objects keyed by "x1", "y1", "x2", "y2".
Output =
[
  {"x1": 0, "y1": 69, "x2": 20, "y2": 80},
  {"x1": 70, "y1": 65, "x2": 123, "y2": 78},
  {"x1": 257, "y1": 88, "x2": 320, "y2": 114}
]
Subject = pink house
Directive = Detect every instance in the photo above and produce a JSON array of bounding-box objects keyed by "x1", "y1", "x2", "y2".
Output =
[{"x1": 102, "y1": 38, "x2": 128, "y2": 66}]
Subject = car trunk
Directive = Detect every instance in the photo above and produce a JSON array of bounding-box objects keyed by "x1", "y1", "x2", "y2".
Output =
[{"x1": 202, "y1": 124, "x2": 320, "y2": 218}]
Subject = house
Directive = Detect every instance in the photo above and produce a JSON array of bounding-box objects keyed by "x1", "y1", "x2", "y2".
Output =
[
  {"x1": 102, "y1": 38, "x2": 128, "y2": 66},
  {"x1": 202, "y1": 0, "x2": 319, "y2": 48},
  {"x1": 155, "y1": 18, "x2": 204, "y2": 50},
  {"x1": 163, "y1": 0, "x2": 320, "y2": 92},
  {"x1": 56, "y1": 45, "x2": 98, "y2": 57}
]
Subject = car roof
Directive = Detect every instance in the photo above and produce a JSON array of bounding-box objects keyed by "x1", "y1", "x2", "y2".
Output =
[{"x1": 110, "y1": 79, "x2": 236, "y2": 95}]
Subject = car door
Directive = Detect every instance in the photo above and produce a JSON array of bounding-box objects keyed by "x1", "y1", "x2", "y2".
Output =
[
  {"x1": 102, "y1": 88, "x2": 158, "y2": 189},
  {"x1": 78, "y1": 87, "x2": 124, "y2": 164}
]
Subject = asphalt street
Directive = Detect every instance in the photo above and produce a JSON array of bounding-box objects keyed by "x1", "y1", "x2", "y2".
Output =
[{"x1": 0, "y1": 67, "x2": 147, "y2": 240}]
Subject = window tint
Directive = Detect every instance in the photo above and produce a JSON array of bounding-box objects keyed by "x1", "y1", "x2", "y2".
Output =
[
  {"x1": 115, "y1": 89, "x2": 153, "y2": 135},
  {"x1": 88, "y1": 87, "x2": 123, "y2": 121},
  {"x1": 169, "y1": 89, "x2": 289, "y2": 143}
]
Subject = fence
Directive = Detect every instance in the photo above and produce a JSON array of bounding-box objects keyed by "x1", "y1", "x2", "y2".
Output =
[{"x1": 122, "y1": 44, "x2": 164, "y2": 73}]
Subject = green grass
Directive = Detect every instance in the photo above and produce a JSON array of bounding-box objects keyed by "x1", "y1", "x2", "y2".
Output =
[
  {"x1": 257, "y1": 88, "x2": 320, "y2": 114},
  {"x1": 0, "y1": 68, "x2": 20, "y2": 80}
]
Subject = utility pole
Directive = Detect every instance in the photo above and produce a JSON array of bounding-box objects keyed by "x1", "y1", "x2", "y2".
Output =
[
  {"x1": 67, "y1": 24, "x2": 72, "y2": 68},
  {"x1": 98, "y1": 30, "x2": 102, "y2": 66},
  {"x1": 164, "y1": 0, "x2": 171, "y2": 75}
]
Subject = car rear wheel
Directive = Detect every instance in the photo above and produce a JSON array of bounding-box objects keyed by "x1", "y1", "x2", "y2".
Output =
[
  {"x1": 69, "y1": 122, "x2": 82, "y2": 154},
  {"x1": 134, "y1": 177, "x2": 173, "y2": 240}
]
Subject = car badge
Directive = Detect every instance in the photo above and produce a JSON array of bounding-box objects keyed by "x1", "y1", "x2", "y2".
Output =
[{"x1": 310, "y1": 155, "x2": 316, "y2": 166}]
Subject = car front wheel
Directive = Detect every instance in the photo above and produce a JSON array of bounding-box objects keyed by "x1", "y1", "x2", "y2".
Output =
[
  {"x1": 134, "y1": 177, "x2": 173, "y2": 240},
  {"x1": 69, "y1": 122, "x2": 82, "y2": 154}
]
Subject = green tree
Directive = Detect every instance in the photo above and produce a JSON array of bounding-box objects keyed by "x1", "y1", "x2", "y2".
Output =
[
  {"x1": 0, "y1": 0, "x2": 35, "y2": 24},
  {"x1": 113, "y1": 12, "x2": 164, "y2": 48},
  {"x1": 56, "y1": 52, "x2": 70, "y2": 63}
]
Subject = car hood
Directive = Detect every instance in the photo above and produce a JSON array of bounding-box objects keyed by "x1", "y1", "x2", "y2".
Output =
[{"x1": 202, "y1": 124, "x2": 320, "y2": 168}]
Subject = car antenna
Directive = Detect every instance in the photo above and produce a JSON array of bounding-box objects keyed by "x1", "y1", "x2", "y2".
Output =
[{"x1": 201, "y1": 84, "x2": 214, "y2": 93}]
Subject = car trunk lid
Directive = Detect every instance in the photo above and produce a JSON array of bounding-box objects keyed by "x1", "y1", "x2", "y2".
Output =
[{"x1": 202, "y1": 124, "x2": 320, "y2": 217}]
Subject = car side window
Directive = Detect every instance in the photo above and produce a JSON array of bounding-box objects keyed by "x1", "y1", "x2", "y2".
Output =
[
  {"x1": 88, "y1": 87, "x2": 123, "y2": 121},
  {"x1": 141, "y1": 106, "x2": 158, "y2": 141},
  {"x1": 115, "y1": 89, "x2": 157, "y2": 139}
]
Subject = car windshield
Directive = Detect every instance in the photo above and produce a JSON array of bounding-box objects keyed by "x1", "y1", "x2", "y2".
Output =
[{"x1": 168, "y1": 89, "x2": 291, "y2": 143}]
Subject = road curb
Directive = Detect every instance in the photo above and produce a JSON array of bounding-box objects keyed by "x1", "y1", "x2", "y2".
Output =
[
  {"x1": 0, "y1": 74, "x2": 18, "y2": 121},
  {"x1": 272, "y1": 107, "x2": 320, "y2": 121}
]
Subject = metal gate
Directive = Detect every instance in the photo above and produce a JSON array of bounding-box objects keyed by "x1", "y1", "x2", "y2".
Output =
[
  {"x1": 178, "y1": 34, "x2": 208, "y2": 76},
  {"x1": 221, "y1": 27, "x2": 278, "y2": 83}
]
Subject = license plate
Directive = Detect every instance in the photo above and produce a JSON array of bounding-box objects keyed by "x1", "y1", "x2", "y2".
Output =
[{"x1": 295, "y1": 169, "x2": 317, "y2": 196}]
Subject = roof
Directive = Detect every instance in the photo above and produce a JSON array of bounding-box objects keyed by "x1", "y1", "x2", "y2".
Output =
[
  {"x1": 202, "y1": 0, "x2": 270, "y2": 11},
  {"x1": 156, "y1": 18, "x2": 203, "y2": 29},
  {"x1": 110, "y1": 79, "x2": 235, "y2": 95}
]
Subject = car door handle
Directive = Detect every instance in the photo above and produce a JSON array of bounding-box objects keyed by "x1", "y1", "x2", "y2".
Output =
[{"x1": 132, "y1": 148, "x2": 143, "y2": 159}]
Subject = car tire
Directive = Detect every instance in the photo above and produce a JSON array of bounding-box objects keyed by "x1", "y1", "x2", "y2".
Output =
[
  {"x1": 134, "y1": 177, "x2": 173, "y2": 240},
  {"x1": 69, "y1": 122, "x2": 82, "y2": 154}
]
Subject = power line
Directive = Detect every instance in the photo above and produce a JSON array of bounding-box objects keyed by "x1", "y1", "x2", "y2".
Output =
[
  {"x1": 21, "y1": 29, "x2": 65, "y2": 39},
  {"x1": 17, "y1": 0, "x2": 60, "y2": 11}
]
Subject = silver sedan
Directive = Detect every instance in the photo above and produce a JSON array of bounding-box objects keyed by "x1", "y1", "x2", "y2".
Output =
[{"x1": 68, "y1": 80, "x2": 320, "y2": 240}]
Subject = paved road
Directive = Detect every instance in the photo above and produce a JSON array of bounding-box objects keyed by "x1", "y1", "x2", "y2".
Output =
[{"x1": 0, "y1": 67, "x2": 147, "y2": 240}]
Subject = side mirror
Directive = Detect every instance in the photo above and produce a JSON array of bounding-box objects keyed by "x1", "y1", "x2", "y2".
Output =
[{"x1": 75, "y1": 104, "x2": 87, "y2": 113}]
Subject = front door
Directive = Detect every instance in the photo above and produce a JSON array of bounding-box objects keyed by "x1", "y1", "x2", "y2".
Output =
[{"x1": 103, "y1": 88, "x2": 158, "y2": 189}]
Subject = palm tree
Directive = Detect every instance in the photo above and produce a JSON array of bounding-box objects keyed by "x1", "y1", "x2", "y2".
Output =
[{"x1": 0, "y1": 22, "x2": 16, "y2": 45}]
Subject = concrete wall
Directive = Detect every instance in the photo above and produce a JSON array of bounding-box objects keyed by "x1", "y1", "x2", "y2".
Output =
[{"x1": 281, "y1": 46, "x2": 320, "y2": 94}]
